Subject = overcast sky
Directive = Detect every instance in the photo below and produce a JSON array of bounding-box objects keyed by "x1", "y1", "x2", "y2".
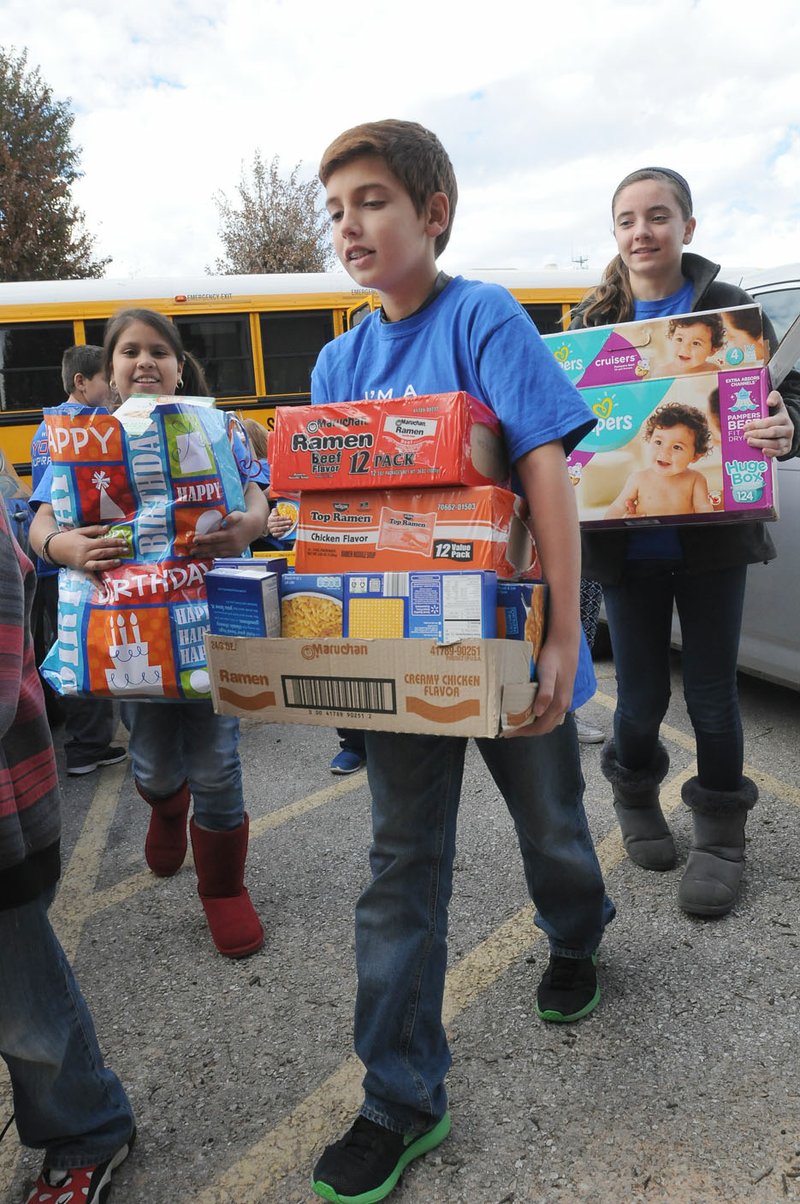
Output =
[{"x1": 3, "y1": 0, "x2": 799, "y2": 283}]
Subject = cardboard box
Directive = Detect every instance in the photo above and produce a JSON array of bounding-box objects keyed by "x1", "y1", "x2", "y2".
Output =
[
  {"x1": 568, "y1": 368, "x2": 778, "y2": 528},
  {"x1": 342, "y1": 571, "x2": 498, "y2": 640},
  {"x1": 295, "y1": 486, "x2": 539, "y2": 578},
  {"x1": 269, "y1": 392, "x2": 510, "y2": 492},
  {"x1": 543, "y1": 305, "x2": 766, "y2": 389},
  {"x1": 206, "y1": 567, "x2": 281, "y2": 638},
  {"x1": 205, "y1": 633, "x2": 538, "y2": 737}
]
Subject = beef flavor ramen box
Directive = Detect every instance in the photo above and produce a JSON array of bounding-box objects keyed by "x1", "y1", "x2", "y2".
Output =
[
  {"x1": 294, "y1": 486, "x2": 540, "y2": 578},
  {"x1": 269, "y1": 392, "x2": 510, "y2": 492},
  {"x1": 40, "y1": 396, "x2": 247, "y2": 700},
  {"x1": 543, "y1": 305, "x2": 766, "y2": 389},
  {"x1": 568, "y1": 368, "x2": 777, "y2": 528}
]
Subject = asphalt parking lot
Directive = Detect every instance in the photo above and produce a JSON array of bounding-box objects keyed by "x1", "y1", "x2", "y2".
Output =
[{"x1": 2, "y1": 650, "x2": 799, "y2": 1204}]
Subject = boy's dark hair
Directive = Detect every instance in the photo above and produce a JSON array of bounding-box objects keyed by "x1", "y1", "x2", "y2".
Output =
[
  {"x1": 319, "y1": 119, "x2": 458, "y2": 257},
  {"x1": 643, "y1": 401, "x2": 711, "y2": 457},
  {"x1": 61, "y1": 344, "x2": 104, "y2": 395},
  {"x1": 667, "y1": 313, "x2": 725, "y2": 351},
  {"x1": 103, "y1": 308, "x2": 210, "y2": 396},
  {"x1": 725, "y1": 307, "x2": 762, "y2": 340}
]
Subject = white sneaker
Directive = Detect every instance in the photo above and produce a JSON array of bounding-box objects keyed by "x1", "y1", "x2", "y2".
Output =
[{"x1": 575, "y1": 717, "x2": 604, "y2": 744}]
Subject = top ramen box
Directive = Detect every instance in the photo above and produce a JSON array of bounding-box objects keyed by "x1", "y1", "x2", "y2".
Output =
[
  {"x1": 543, "y1": 305, "x2": 766, "y2": 389},
  {"x1": 269, "y1": 392, "x2": 510, "y2": 492},
  {"x1": 205, "y1": 633, "x2": 539, "y2": 738},
  {"x1": 569, "y1": 367, "x2": 778, "y2": 528},
  {"x1": 294, "y1": 485, "x2": 540, "y2": 578}
]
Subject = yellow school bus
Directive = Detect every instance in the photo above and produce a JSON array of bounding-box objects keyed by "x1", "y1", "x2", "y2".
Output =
[{"x1": 0, "y1": 269, "x2": 597, "y2": 478}]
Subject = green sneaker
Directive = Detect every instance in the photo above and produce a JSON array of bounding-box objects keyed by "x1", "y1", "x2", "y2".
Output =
[
  {"x1": 536, "y1": 953, "x2": 600, "y2": 1022},
  {"x1": 311, "y1": 1111, "x2": 451, "y2": 1203}
]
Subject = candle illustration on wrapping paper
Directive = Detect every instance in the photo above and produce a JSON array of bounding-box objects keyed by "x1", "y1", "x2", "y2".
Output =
[
  {"x1": 105, "y1": 611, "x2": 165, "y2": 696},
  {"x1": 92, "y1": 470, "x2": 127, "y2": 521}
]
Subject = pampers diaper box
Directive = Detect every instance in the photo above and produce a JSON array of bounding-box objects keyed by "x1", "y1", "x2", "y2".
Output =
[
  {"x1": 565, "y1": 368, "x2": 777, "y2": 528},
  {"x1": 542, "y1": 305, "x2": 766, "y2": 389},
  {"x1": 269, "y1": 392, "x2": 510, "y2": 493}
]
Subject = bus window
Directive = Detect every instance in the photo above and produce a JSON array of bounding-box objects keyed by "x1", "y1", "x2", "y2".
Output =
[
  {"x1": 260, "y1": 311, "x2": 334, "y2": 396},
  {"x1": 0, "y1": 322, "x2": 74, "y2": 411},
  {"x1": 349, "y1": 303, "x2": 371, "y2": 329},
  {"x1": 521, "y1": 303, "x2": 565, "y2": 335},
  {"x1": 173, "y1": 314, "x2": 255, "y2": 398},
  {"x1": 84, "y1": 320, "x2": 107, "y2": 347}
]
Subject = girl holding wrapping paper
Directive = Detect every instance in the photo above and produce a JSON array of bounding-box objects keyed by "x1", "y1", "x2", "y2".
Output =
[{"x1": 30, "y1": 309, "x2": 268, "y2": 959}]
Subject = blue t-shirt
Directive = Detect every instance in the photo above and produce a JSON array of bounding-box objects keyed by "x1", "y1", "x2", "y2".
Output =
[
  {"x1": 628, "y1": 276, "x2": 696, "y2": 559},
  {"x1": 312, "y1": 274, "x2": 597, "y2": 709}
]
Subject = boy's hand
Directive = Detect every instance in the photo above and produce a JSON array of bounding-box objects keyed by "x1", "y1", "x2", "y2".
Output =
[
  {"x1": 744, "y1": 391, "x2": 795, "y2": 458},
  {"x1": 191, "y1": 509, "x2": 257, "y2": 558},
  {"x1": 504, "y1": 632, "x2": 578, "y2": 738},
  {"x1": 47, "y1": 525, "x2": 128, "y2": 579},
  {"x1": 267, "y1": 509, "x2": 294, "y2": 538}
]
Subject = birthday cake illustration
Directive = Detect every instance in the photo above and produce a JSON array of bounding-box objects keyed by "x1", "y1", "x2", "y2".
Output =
[{"x1": 105, "y1": 612, "x2": 165, "y2": 696}]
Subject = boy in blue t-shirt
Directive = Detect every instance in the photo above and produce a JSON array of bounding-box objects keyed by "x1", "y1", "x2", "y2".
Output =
[
  {"x1": 308, "y1": 120, "x2": 615, "y2": 1204},
  {"x1": 30, "y1": 346, "x2": 127, "y2": 776}
]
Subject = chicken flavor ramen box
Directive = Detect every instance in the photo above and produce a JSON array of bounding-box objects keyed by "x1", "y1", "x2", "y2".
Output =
[
  {"x1": 40, "y1": 396, "x2": 247, "y2": 700},
  {"x1": 269, "y1": 392, "x2": 510, "y2": 492},
  {"x1": 295, "y1": 486, "x2": 540, "y2": 578}
]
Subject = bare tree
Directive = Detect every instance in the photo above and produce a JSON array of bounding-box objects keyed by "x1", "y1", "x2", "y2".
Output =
[
  {"x1": 209, "y1": 152, "x2": 334, "y2": 275},
  {"x1": 0, "y1": 46, "x2": 109, "y2": 280}
]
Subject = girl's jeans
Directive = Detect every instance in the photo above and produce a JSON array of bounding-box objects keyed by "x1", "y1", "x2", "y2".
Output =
[
  {"x1": 0, "y1": 889, "x2": 134, "y2": 1169},
  {"x1": 355, "y1": 722, "x2": 615, "y2": 1134},
  {"x1": 120, "y1": 700, "x2": 244, "y2": 830},
  {"x1": 603, "y1": 561, "x2": 748, "y2": 791}
]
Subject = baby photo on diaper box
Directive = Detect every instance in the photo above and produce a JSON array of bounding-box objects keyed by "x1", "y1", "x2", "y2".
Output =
[{"x1": 568, "y1": 367, "x2": 776, "y2": 528}]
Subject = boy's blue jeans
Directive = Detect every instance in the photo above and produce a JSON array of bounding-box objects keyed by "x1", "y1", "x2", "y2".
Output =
[
  {"x1": 0, "y1": 889, "x2": 135, "y2": 1169},
  {"x1": 603, "y1": 562, "x2": 748, "y2": 791},
  {"x1": 120, "y1": 700, "x2": 244, "y2": 829},
  {"x1": 355, "y1": 722, "x2": 614, "y2": 1134}
]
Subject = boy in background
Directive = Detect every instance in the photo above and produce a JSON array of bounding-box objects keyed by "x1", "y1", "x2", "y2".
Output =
[
  {"x1": 308, "y1": 119, "x2": 614, "y2": 1204},
  {"x1": 29, "y1": 346, "x2": 126, "y2": 775}
]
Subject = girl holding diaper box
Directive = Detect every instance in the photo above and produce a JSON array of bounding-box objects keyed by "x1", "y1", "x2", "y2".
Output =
[
  {"x1": 573, "y1": 167, "x2": 800, "y2": 917},
  {"x1": 30, "y1": 309, "x2": 269, "y2": 959}
]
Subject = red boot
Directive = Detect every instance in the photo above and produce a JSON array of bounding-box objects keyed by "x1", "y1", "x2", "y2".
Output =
[
  {"x1": 189, "y1": 815, "x2": 264, "y2": 958},
  {"x1": 137, "y1": 780, "x2": 191, "y2": 877}
]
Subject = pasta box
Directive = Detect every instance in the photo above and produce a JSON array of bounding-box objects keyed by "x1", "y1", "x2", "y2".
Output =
[
  {"x1": 341, "y1": 571, "x2": 498, "y2": 640},
  {"x1": 294, "y1": 485, "x2": 540, "y2": 578},
  {"x1": 268, "y1": 392, "x2": 510, "y2": 492}
]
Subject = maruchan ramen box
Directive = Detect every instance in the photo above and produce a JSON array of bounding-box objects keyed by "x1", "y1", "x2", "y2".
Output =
[
  {"x1": 543, "y1": 305, "x2": 766, "y2": 389},
  {"x1": 567, "y1": 368, "x2": 778, "y2": 528},
  {"x1": 342, "y1": 571, "x2": 498, "y2": 640},
  {"x1": 269, "y1": 392, "x2": 510, "y2": 492},
  {"x1": 206, "y1": 566, "x2": 281, "y2": 638},
  {"x1": 205, "y1": 634, "x2": 540, "y2": 737},
  {"x1": 279, "y1": 573, "x2": 344, "y2": 638},
  {"x1": 295, "y1": 486, "x2": 540, "y2": 578}
]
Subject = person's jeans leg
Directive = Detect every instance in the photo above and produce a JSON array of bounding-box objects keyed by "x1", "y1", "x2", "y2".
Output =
[
  {"x1": 0, "y1": 891, "x2": 134, "y2": 1168},
  {"x1": 356, "y1": 731, "x2": 466, "y2": 1134},
  {"x1": 120, "y1": 701, "x2": 186, "y2": 799},
  {"x1": 603, "y1": 565, "x2": 677, "y2": 769},
  {"x1": 674, "y1": 565, "x2": 747, "y2": 791},
  {"x1": 477, "y1": 718, "x2": 614, "y2": 956},
  {"x1": 63, "y1": 697, "x2": 115, "y2": 759}
]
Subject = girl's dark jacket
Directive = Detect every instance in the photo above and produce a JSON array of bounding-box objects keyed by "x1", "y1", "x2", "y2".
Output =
[{"x1": 571, "y1": 253, "x2": 800, "y2": 584}]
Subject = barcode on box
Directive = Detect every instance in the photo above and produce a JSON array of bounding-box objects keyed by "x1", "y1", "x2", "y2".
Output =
[{"x1": 282, "y1": 675, "x2": 397, "y2": 715}]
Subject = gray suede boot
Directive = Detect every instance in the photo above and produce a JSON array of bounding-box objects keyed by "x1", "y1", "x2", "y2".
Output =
[
  {"x1": 601, "y1": 740, "x2": 676, "y2": 870},
  {"x1": 678, "y1": 776, "x2": 758, "y2": 917}
]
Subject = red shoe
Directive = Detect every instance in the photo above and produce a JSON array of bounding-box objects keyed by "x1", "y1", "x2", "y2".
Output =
[
  {"x1": 26, "y1": 1130, "x2": 135, "y2": 1203},
  {"x1": 190, "y1": 815, "x2": 264, "y2": 958},
  {"x1": 136, "y1": 780, "x2": 191, "y2": 877}
]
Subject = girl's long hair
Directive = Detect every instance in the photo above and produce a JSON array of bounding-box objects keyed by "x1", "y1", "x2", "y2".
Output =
[
  {"x1": 103, "y1": 308, "x2": 211, "y2": 396},
  {"x1": 579, "y1": 169, "x2": 693, "y2": 327}
]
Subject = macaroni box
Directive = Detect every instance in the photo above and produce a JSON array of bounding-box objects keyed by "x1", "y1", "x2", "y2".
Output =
[
  {"x1": 567, "y1": 368, "x2": 778, "y2": 528},
  {"x1": 543, "y1": 305, "x2": 766, "y2": 389},
  {"x1": 342, "y1": 571, "x2": 498, "y2": 640},
  {"x1": 204, "y1": 633, "x2": 539, "y2": 737},
  {"x1": 295, "y1": 486, "x2": 540, "y2": 578},
  {"x1": 269, "y1": 392, "x2": 510, "y2": 492},
  {"x1": 496, "y1": 581, "x2": 548, "y2": 665},
  {"x1": 279, "y1": 573, "x2": 344, "y2": 638},
  {"x1": 206, "y1": 566, "x2": 281, "y2": 638}
]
